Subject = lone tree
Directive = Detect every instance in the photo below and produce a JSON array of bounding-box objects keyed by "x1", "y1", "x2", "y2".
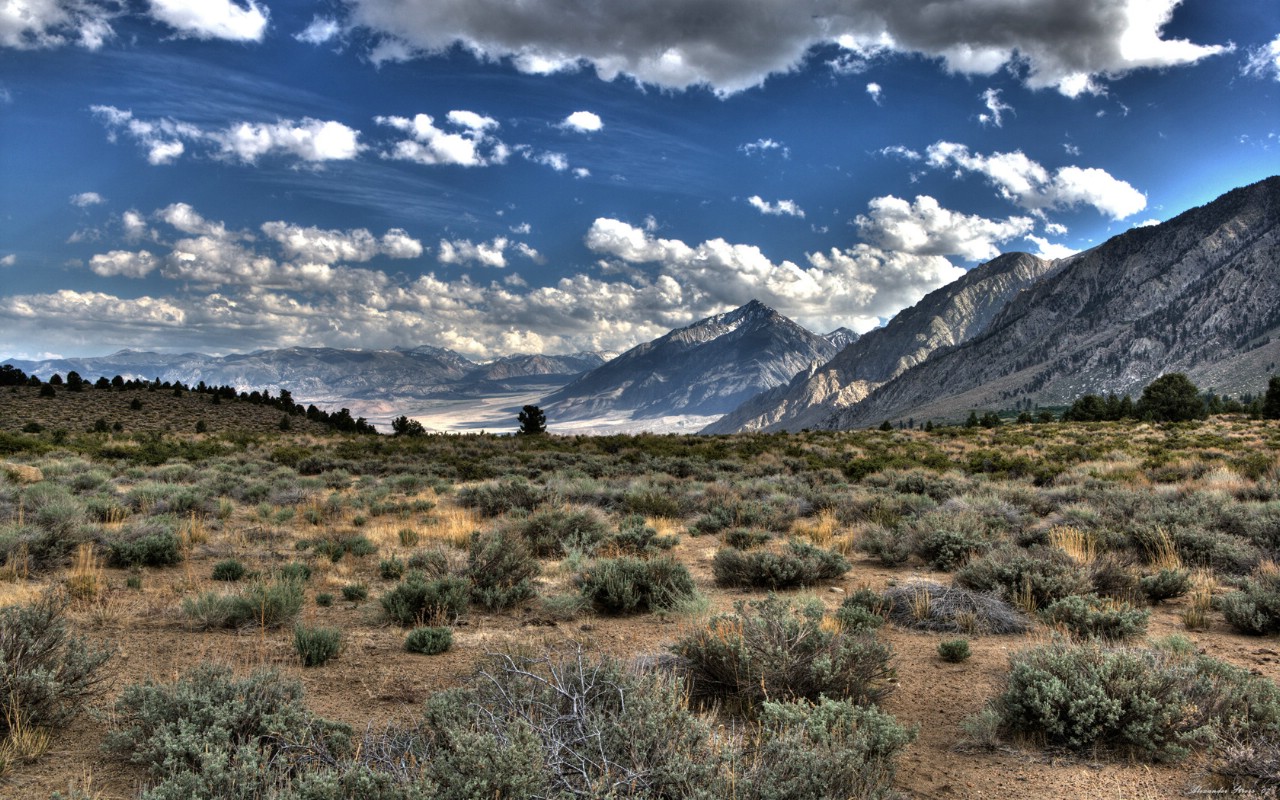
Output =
[
  {"x1": 391, "y1": 415, "x2": 426, "y2": 437},
  {"x1": 1136, "y1": 373, "x2": 1206, "y2": 422},
  {"x1": 1264, "y1": 375, "x2": 1280, "y2": 421},
  {"x1": 517, "y1": 405, "x2": 547, "y2": 436}
]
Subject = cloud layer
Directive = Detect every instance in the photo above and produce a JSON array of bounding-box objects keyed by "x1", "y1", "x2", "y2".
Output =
[{"x1": 345, "y1": 0, "x2": 1225, "y2": 96}]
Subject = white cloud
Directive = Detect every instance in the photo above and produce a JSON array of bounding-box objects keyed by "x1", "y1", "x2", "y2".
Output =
[
  {"x1": 146, "y1": 0, "x2": 268, "y2": 42},
  {"x1": 1044, "y1": 222, "x2": 1068, "y2": 236},
  {"x1": 1024, "y1": 235, "x2": 1078, "y2": 260},
  {"x1": 344, "y1": 0, "x2": 1226, "y2": 96},
  {"x1": 562, "y1": 110, "x2": 603, "y2": 132},
  {"x1": 865, "y1": 82, "x2": 882, "y2": 104},
  {"x1": 740, "y1": 138, "x2": 788, "y2": 158},
  {"x1": 747, "y1": 196, "x2": 805, "y2": 218},
  {"x1": 89, "y1": 249, "x2": 159, "y2": 278},
  {"x1": 296, "y1": 15, "x2": 340, "y2": 45},
  {"x1": 158, "y1": 202, "x2": 224, "y2": 236},
  {"x1": 376, "y1": 112, "x2": 508, "y2": 167},
  {"x1": 856, "y1": 195, "x2": 1034, "y2": 261},
  {"x1": 70, "y1": 191, "x2": 104, "y2": 207},
  {"x1": 878, "y1": 144, "x2": 921, "y2": 161},
  {"x1": 526, "y1": 150, "x2": 568, "y2": 171},
  {"x1": 1243, "y1": 34, "x2": 1280, "y2": 81},
  {"x1": 1133, "y1": 218, "x2": 1162, "y2": 228},
  {"x1": 0, "y1": 0, "x2": 114, "y2": 50},
  {"x1": 438, "y1": 236, "x2": 541, "y2": 268},
  {"x1": 925, "y1": 141, "x2": 1147, "y2": 219},
  {"x1": 572, "y1": 167, "x2": 590, "y2": 179},
  {"x1": 122, "y1": 210, "x2": 153, "y2": 241},
  {"x1": 0, "y1": 254, "x2": 15, "y2": 267},
  {"x1": 261, "y1": 222, "x2": 424, "y2": 263},
  {"x1": 977, "y1": 88, "x2": 1012, "y2": 127},
  {"x1": 509, "y1": 222, "x2": 532, "y2": 235},
  {"x1": 92, "y1": 105, "x2": 361, "y2": 165}
]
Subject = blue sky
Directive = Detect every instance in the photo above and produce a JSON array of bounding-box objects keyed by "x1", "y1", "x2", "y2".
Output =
[{"x1": 1, "y1": 0, "x2": 1277, "y2": 359}]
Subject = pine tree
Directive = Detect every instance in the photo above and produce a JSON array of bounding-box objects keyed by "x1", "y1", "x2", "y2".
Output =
[
  {"x1": 1264, "y1": 375, "x2": 1280, "y2": 420},
  {"x1": 517, "y1": 405, "x2": 547, "y2": 435}
]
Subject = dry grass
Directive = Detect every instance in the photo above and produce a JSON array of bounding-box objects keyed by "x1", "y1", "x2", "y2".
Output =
[
  {"x1": 418, "y1": 503, "x2": 482, "y2": 549},
  {"x1": 65, "y1": 543, "x2": 101, "y2": 601},
  {"x1": 1182, "y1": 569, "x2": 1216, "y2": 630},
  {"x1": 2, "y1": 703, "x2": 51, "y2": 766},
  {"x1": 0, "y1": 543, "x2": 31, "y2": 583},
  {"x1": 1048, "y1": 525, "x2": 1097, "y2": 566},
  {"x1": 0, "y1": 463, "x2": 43, "y2": 484},
  {"x1": 789, "y1": 510, "x2": 840, "y2": 547},
  {"x1": 1144, "y1": 529, "x2": 1184, "y2": 572}
]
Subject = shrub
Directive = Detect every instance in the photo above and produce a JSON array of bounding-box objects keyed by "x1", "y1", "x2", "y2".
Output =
[
  {"x1": 609, "y1": 514, "x2": 678, "y2": 553},
  {"x1": 856, "y1": 525, "x2": 913, "y2": 566},
  {"x1": 723, "y1": 528, "x2": 770, "y2": 550},
  {"x1": 340, "y1": 582, "x2": 368, "y2": 603},
  {"x1": 404, "y1": 626, "x2": 452, "y2": 655},
  {"x1": 712, "y1": 541, "x2": 850, "y2": 589},
  {"x1": 457, "y1": 478, "x2": 548, "y2": 517},
  {"x1": 938, "y1": 639, "x2": 971, "y2": 663},
  {"x1": 211, "y1": 559, "x2": 246, "y2": 582},
  {"x1": 181, "y1": 579, "x2": 305, "y2": 630},
  {"x1": 882, "y1": 581, "x2": 1031, "y2": 635},
  {"x1": 406, "y1": 548, "x2": 451, "y2": 576},
  {"x1": 0, "y1": 593, "x2": 110, "y2": 738},
  {"x1": 311, "y1": 534, "x2": 377, "y2": 562},
  {"x1": 579, "y1": 555, "x2": 696, "y2": 614},
  {"x1": 989, "y1": 641, "x2": 1280, "y2": 761},
  {"x1": 954, "y1": 545, "x2": 1091, "y2": 610},
  {"x1": 1139, "y1": 568, "x2": 1192, "y2": 603},
  {"x1": 917, "y1": 526, "x2": 992, "y2": 571},
  {"x1": 379, "y1": 556, "x2": 404, "y2": 580},
  {"x1": 510, "y1": 506, "x2": 608, "y2": 557},
  {"x1": 315, "y1": 592, "x2": 334, "y2": 607},
  {"x1": 673, "y1": 595, "x2": 894, "y2": 713},
  {"x1": 834, "y1": 588, "x2": 888, "y2": 633},
  {"x1": 293, "y1": 625, "x2": 342, "y2": 667},
  {"x1": 1219, "y1": 572, "x2": 1280, "y2": 635},
  {"x1": 107, "y1": 525, "x2": 182, "y2": 568},
  {"x1": 277, "y1": 561, "x2": 311, "y2": 582},
  {"x1": 734, "y1": 697, "x2": 915, "y2": 800},
  {"x1": 1039, "y1": 594, "x2": 1150, "y2": 641},
  {"x1": 465, "y1": 529, "x2": 539, "y2": 610},
  {"x1": 380, "y1": 573, "x2": 469, "y2": 626}
]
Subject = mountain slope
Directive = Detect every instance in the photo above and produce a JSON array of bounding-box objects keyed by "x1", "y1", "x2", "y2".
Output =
[
  {"x1": 541, "y1": 300, "x2": 838, "y2": 420},
  {"x1": 823, "y1": 175, "x2": 1280, "y2": 428},
  {"x1": 703, "y1": 251, "x2": 1058, "y2": 433}
]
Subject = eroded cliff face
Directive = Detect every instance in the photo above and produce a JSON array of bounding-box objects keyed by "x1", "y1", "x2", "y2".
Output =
[
  {"x1": 703, "y1": 251, "x2": 1058, "y2": 433},
  {"x1": 822, "y1": 176, "x2": 1280, "y2": 429}
]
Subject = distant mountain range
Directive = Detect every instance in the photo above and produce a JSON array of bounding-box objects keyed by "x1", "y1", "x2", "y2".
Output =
[
  {"x1": 540, "y1": 300, "x2": 843, "y2": 422},
  {"x1": 7, "y1": 176, "x2": 1277, "y2": 434}
]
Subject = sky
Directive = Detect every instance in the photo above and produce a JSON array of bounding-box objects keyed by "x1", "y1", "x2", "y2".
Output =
[{"x1": 1, "y1": 0, "x2": 1278, "y2": 361}]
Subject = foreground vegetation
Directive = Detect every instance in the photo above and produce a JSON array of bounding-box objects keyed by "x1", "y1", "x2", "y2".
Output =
[{"x1": 1, "y1": 393, "x2": 1280, "y2": 796}]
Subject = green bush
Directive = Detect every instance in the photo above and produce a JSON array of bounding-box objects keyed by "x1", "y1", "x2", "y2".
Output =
[
  {"x1": 834, "y1": 588, "x2": 887, "y2": 633},
  {"x1": 917, "y1": 525, "x2": 992, "y2": 571},
  {"x1": 107, "y1": 522, "x2": 183, "y2": 568},
  {"x1": 673, "y1": 595, "x2": 894, "y2": 713},
  {"x1": 735, "y1": 697, "x2": 915, "y2": 800},
  {"x1": 1039, "y1": 594, "x2": 1150, "y2": 641},
  {"x1": 1219, "y1": 573, "x2": 1280, "y2": 635},
  {"x1": 315, "y1": 592, "x2": 334, "y2": 607},
  {"x1": 211, "y1": 559, "x2": 246, "y2": 582},
  {"x1": 0, "y1": 592, "x2": 110, "y2": 737},
  {"x1": 404, "y1": 626, "x2": 452, "y2": 655},
  {"x1": 609, "y1": 514, "x2": 678, "y2": 553},
  {"x1": 181, "y1": 579, "x2": 305, "y2": 630},
  {"x1": 464, "y1": 529, "x2": 539, "y2": 610},
  {"x1": 579, "y1": 555, "x2": 696, "y2": 614},
  {"x1": 457, "y1": 478, "x2": 547, "y2": 517},
  {"x1": 955, "y1": 545, "x2": 1091, "y2": 609},
  {"x1": 380, "y1": 573, "x2": 469, "y2": 626},
  {"x1": 722, "y1": 528, "x2": 771, "y2": 550},
  {"x1": 1139, "y1": 568, "x2": 1192, "y2": 603},
  {"x1": 990, "y1": 641, "x2": 1280, "y2": 761},
  {"x1": 379, "y1": 555, "x2": 405, "y2": 580},
  {"x1": 856, "y1": 525, "x2": 913, "y2": 566},
  {"x1": 340, "y1": 582, "x2": 369, "y2": 603},
  {"x1": 406, "y1": 548, "x2": 451, "y2": 576},
  {"x1": 277, "y1": 561, "x2": 311, "y2": 582},
  {"x1": 509, "y1": 506, "x2": 608, "y2": 556},
  {"x1": 937, "y1": 639, "x2": 971, "y2": 663},
  {"x1": 294, "y1": 625, "x2": 342, "y2": 667},
  {"x1": 712, "y1": 540, "x2": 850, "y2": 589}
]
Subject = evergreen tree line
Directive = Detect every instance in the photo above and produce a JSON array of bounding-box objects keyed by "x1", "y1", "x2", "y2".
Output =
[{"x1": 0, "y1": 364, "x2": 375, "y2": 434}]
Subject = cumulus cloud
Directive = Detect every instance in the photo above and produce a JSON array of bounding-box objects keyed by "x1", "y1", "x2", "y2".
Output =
[
  {"x1": 977, "y1": 88, "x2": 1012, "y2": 127},
  {"x1": 740, "y1": 138, "x2": 788, "y2": 158},
  {"x1": 376, "y1": 112, "x2": 508, "y2": 167},
  {"x1": 878, "y1": 144, "x2": 921, "y2": 161},
  {"x1": 856, "y1": 195, "x2": 1034, "y2": 261},
  {"x1": 562, "y1": 110, "x2": 603, "y2": 132},
  {"x1": 521, "y1": 148, "x2": 569, "y2": 171},
  {"x1": 296, "y1": 15, "x2": 340, "y2": 45},
  {"x1": 92, "y1": 105, "x2": 362, "y2": 165},
  {"x1": 747, "y1": 196, "x2": 805, "y2": 218},
  {"x1": 865, "y1": 82, "x2": 882, "y2": 104},
  {"x1": 437, "y1": 236, "x2": 540, "y2": 268},
  {"x1": 343, "y1": 0, "x2": 1225, "y2": 96},
  {"x1": 122, "y1": 210, "x2": 154, "y2": 241},
  {"x1": 146, "y1": 0, "x2": 268, "y2": 42},
  {"x1": 0, "y1": 0, "x2": 114, "y2": 50},
  {"x1": 89, "y1": 249, "x2": 158, "y2": 278},
  {"x1": 261, "y1": 222, "x2": 423, "y2": 263},
  {"x1": 1025, "y1": 235, "x2": 1078, "y2": 259},
  {"x1": 925, "y1": 141, "x2": 1147, "y2": 219},
  {"x1": 0, "y1": 254, "x2": 16, "y2": 267},
  {"x1": 70, "y1": 191, "x2": 104, "y2": 207},
  {"x1": 1243, "y1": 34, "x2": 1280, "y2": 81}
]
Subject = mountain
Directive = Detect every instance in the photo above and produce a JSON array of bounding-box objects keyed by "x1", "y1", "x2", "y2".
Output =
[
  {"x1": 464, "y1": 353, "x2": 605, "y2": 384},
  {"x1": 541, "y1": 300, "x2": 839, "y2": 421},
  {"x1": 824, "y1": 328, "x2": 860, "y2": 351},
  {"x1": 703, "y1": 251, "x2": 1059, "y2": 433},
  {"x1": 821, "y1": 175, "x2": 1280, "y2": 428}
]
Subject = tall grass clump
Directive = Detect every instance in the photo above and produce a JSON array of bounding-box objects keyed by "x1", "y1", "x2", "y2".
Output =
[
  {"x1": 293, "y1": 625, "x2": 342, "y2": 667},
  {"x1": 181, "y1": 578, "x2": 304, "y2": 630}
]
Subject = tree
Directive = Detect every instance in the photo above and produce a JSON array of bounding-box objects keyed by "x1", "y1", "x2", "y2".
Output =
[
  {"x1": 1136, "y1": 373, "x2": 1206, "y2": 422},
  {"x1": 0, "y1": 365, "x2": 28, "y2": 386},
  {"x1": 391, "y1": 415, "x2": 426, "y2": 437},
  {"x1": 65, "y1": 371, "x2": 84, "y2": 392},
  {"x1": 1264, "y1": 375, "x2": 1280, "y2": 421},
  {"x1": 517, "y1": 405, "x2": 547, "y2": 436},
  {"x1": 879, "y1": 420, "x2": 893, "y2": 431}
]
